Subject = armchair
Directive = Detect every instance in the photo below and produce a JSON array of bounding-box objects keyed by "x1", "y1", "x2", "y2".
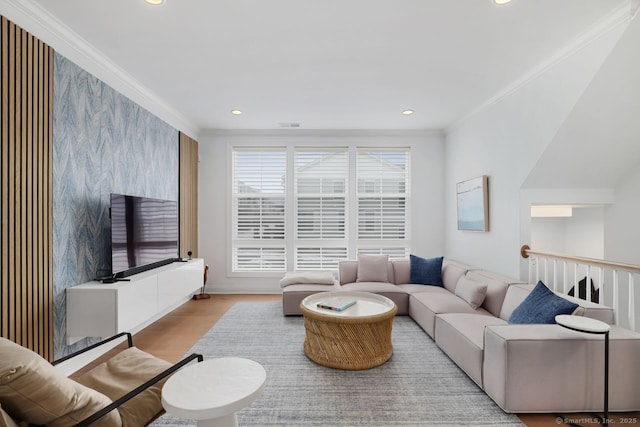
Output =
[{"x1": 0, "y1": 332, "x2": 202, "y2": 426}]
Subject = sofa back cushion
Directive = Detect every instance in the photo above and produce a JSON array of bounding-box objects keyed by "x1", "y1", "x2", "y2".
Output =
[
  {"x1": 339, "y1": 260, "x2": 358, "y2": 285},
  {"x1": 393, "y1": 258, "x2": 473, "y2": 287},
  {"x1": 441, "y1": 260, "x2": 472, "y2": 293},
  {"x1": 338, "y1": 259, "x2": 394, "y2": 285},
  {"x1": 0, "y1": 338, "x2": 121, "y2": 427},
  {"x1": 499, "y1": 284, "x2": 533, "y2": 320},
  {"x1": 392, "y1": 260, "x2": 410, "y2": 285},
  {"x1": 464, "y1": 270, "x2": 515, "y2": 318}
]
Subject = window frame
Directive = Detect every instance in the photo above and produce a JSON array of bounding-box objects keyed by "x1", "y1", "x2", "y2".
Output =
[{"x1": 229, "y1": 145, "x2": 411, "y2": 275}]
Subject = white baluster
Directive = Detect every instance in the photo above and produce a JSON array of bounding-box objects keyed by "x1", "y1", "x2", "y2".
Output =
[{"x1": 613, "y1": 270, "x2": 619, "y2": 326}]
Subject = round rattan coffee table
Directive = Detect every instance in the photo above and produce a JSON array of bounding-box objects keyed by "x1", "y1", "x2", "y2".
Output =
[{"x1": 300, "y1": 291, "x2": 398, "y2": 370}]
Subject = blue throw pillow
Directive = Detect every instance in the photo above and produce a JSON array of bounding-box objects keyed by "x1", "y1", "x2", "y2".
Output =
[
  {"x1": 508, "y1": 281, "x2": 579, "y2": 324},
  {"x1": 409, "y1": 255, "x2": 444, "y2": 287}
]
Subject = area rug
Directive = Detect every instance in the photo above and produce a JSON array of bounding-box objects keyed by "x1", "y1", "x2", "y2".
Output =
[{"x1": 151, "y1": 302, "x2": 524, "y2": 426}]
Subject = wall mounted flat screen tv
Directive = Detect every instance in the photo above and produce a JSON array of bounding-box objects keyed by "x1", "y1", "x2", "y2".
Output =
[{"x1": 110, "y1": 193, "x2": 179, "y2": 278}]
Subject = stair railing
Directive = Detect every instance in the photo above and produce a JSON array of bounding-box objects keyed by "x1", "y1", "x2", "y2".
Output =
[{"x1": 521, "y1": 245, "x2": 640, "y2": 331}]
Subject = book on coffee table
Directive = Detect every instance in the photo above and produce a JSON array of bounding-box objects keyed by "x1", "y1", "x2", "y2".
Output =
[{"x1": 316, "y1": 298, "x2": 357, "y2": 312}]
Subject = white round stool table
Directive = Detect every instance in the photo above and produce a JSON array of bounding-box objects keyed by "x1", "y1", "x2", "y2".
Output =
[
  {"x1": 555, "y1": 314, "x2": 611, "y2": 424},
  {"x1": 162, "y1": 357, "x2": 266, "y2": 427}
]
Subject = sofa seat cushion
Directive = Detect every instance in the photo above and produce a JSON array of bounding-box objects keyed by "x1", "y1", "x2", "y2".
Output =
[
  {"x1": 435, "y1": 313, "x2": 507, "y2": 387},
  {"x1": 409, "y1": 293, "x2": 492, "y2": 338},
  {"x1": 76, "y1": 347, "x2": 172, "y2": 427},
  {"x1": 0, "y1": 337, "x2": 121, "y2": 427},
  {"x1": 483, "y1": 324, "x2": 640, "y2": 413},
  {"x1": 396, "y1": 284, "x2": 452, "y2": 296},
  {"x1": 339, "y1": 282, "x2": 409, "y2": 314},
  {"x1": 282, "y1": 283, "x2": 341, "y2": 315}
]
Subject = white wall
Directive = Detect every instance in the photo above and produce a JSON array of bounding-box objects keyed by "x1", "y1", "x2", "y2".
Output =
[
  {"x1": 532, "y1": 207, "x2": 605, "y2": 257},
  {"x1": 605, "y1": 166, "x2": 640, "y2": 265},
  {"x1": 444, "y1": 20, "x2": 627, "y2": 279},
  {"x1": 199, "y1": 130, "x2": 445, "y2": 293}
]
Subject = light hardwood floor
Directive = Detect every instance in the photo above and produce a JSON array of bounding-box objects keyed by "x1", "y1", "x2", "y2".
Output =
[{"x1": 84, "y1": 294, "x2": 638, "y2": 427}]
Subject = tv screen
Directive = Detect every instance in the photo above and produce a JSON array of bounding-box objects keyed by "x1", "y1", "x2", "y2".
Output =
[{"x1": 110, "y1": 193, "x2": 179, "y2": 277}]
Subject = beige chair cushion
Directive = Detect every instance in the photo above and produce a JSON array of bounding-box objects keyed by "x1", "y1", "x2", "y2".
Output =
[
  {"x1": 77, "y1": 346, "x2": 173, "y2": 427},
  {"x1": 0, "y1": 404, "x2": 19, "y2": 427},
  {"x1": 0, "y1": 337, "x2": 121, "y2": 427}
]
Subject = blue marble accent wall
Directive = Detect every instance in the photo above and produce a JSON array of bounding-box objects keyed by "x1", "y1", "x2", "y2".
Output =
[{"x1": 53, "y1": 53, "x2": 179, "y2": 357}]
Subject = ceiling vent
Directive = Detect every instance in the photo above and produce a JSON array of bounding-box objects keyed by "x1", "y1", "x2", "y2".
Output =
[{"x1": 279, "y1": 122, "x2": 301, "y2": 128}]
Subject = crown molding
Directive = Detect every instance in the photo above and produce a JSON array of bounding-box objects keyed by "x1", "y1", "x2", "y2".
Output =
[
  {"x1": 445, "y1": 0, "x2": 635, "y2": 135},
  {"x1": 200, "y1": 128, "x2": 444, "y2": 140},
  {"x1": 0, "y1": 0, "x2": 201, "y2": 138}
]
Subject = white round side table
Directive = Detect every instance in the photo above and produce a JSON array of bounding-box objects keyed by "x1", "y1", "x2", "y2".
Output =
[
  {"x1": 555, "y1": 314, "x2": 611, "y2": 424},
  {"x1": 162, "y1": 357, "x2": 266, "y2": 427}
]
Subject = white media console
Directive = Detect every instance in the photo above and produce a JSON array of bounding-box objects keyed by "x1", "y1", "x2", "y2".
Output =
[{"x1": 66, "y1": 258, "x2": 204, "y2": 344}]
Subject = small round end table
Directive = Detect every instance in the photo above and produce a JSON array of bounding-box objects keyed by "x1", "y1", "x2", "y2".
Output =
[
  {"x1": 162, "y1": 357, "x2": 266, "y2": 427},
  {"x1": 555, "y1": 314, "x2": 611, "y2": 424}
]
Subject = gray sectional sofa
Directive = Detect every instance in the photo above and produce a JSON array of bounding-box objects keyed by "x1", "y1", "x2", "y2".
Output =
[{"x1": 281, "y1": 258, "x2": 640, "y2": 413}]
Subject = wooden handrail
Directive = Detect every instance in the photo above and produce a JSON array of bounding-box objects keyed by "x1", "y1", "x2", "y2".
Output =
[{"x1": 520, "y1": 245, "x2": 640, "y2": 274}]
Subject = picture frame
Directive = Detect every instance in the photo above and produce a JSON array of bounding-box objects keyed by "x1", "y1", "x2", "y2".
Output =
[{"x1": 456, "y1": 175, "x2": 489, "y2": 232}]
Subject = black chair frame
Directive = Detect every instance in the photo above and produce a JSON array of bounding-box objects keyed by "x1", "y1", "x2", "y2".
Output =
[{"x1": 49, "y1": 332, "x2": 203, "y2": 427}]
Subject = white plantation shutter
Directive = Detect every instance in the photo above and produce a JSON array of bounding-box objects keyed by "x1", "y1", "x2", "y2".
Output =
[
  {"x1": 356, "y1": 149, "x2": 410, "y2": 258},
  {"x1": 295, "y1": 247, "x2": 348, "y2": 270},
  {"x1": 357, "y1": 247, "x2": 409, "y2": 259},
  {"x1": 232, "y1": 148, "x2": 286, "y2": 271},
  {"x1": 230, "y1": 146, "x2": 411, "y2": 273},
  {"x1": 294, "y1": 148, "x2": 348, "y2": 269}
]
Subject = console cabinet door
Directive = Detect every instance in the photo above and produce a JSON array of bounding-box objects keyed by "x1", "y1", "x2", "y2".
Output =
[
  {"x1": 116, "y1": 275, "x2": 158, "y2": 332},
  {"x1": 157, "y1": 260, "x2": 203, "y2": 311}
]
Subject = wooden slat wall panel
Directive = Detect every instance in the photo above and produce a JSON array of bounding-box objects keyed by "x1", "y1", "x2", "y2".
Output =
[
  {"x1": 179, "y1": 132, "x2": 199, "y2": 258},
  {"x1": 1, "y1": 16, "x2": 54, "y2": 360}
]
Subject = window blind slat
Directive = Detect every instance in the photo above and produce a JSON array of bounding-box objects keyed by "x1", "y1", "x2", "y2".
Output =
[
  {"x1": 356, "y1": 150, "x2": 410, "y2": 253},
  {"x1": 231, "y1": 147, "x2": 410, "y2": 273},
  {"x1": 232, "y1": 149, "x2": 286, "y2": 271},
  {"x1": 294, "y1": 149, "x2": 348, "y2": 269}
]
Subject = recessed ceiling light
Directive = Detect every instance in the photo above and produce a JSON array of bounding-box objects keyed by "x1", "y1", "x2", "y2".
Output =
[
  {"x1": 230, "y1": 109, "x2": 243, "y2": 115},
  {"x1": 145, "y1": 0, "x2": 164, "y2": 4},
  {"x1": 402, "y1": 109, "x2": 414, "y2": 115},
  {"x1": 493, "y1": 0, "x2": 512, "y2": 4}
]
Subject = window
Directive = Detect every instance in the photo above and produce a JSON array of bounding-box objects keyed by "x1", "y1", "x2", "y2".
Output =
[
  {"x1": 294, "y1": 148, "x2": 348, "y2": 270},
  {"x1": 232, "y1": 148, "x2": 286, "y2": 271},
  {"x1": 231, "y1": 146, "x2": 410, "y2": 272},
  {"x1": 356, "y1": 149, "x2": 410, "y2": 258}
]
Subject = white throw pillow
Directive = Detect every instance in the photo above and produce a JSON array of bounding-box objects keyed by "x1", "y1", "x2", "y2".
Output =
[
  {"x1": 356, "y1": 254, "x2": 389, "y2": 282},
  {"x1": 279, "y1": 271, "x2": 335, "y2": 288},
  {"x1": 455, "y1": 276, "x2": 488, "y2": 309}
]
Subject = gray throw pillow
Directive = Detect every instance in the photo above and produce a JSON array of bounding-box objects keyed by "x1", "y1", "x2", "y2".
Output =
[{"x1": 356, "y1": 254, "x2": 389, "y2": 282}]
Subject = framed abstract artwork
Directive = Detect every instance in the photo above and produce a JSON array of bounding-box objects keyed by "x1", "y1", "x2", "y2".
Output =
[{"x1": 456, "y1": 175, "x2": 489, "y2": 232}]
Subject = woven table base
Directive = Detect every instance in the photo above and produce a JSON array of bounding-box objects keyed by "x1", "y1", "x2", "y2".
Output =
[{"x1": 301, "y1": 304, "x2": 398, "y2": 370}]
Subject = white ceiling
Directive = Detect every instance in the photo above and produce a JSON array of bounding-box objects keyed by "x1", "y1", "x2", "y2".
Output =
[{"x1": 19, "y1": 0, "x2": 631, "y2": 132}]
